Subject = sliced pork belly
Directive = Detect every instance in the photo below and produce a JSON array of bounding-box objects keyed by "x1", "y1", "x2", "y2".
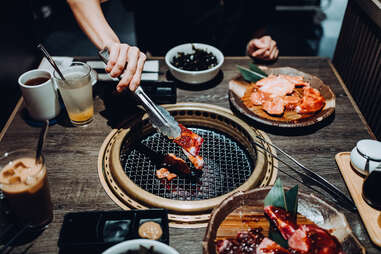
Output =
[
  {"x1": 288, "y1": 224, "x2": 345, "y2": 254},
  {"x1": 163, "y1": 153, "x2": 191, "y2": 175},
  {"x1": 263, "y1": 97, "x2": 285, "y2": 115}
]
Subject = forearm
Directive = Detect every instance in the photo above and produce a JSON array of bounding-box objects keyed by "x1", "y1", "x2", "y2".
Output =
[{"x1": 67, "y1": 0, "x2": 120, "y2": 49}]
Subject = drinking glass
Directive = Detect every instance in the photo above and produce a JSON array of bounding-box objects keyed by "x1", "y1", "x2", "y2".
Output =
[
  {"x1": 0, "y1": 149, "x2": 53, "y2": 227},
  {"x1": 53, "y1": 62, "x2": 94, "y2": 126}
]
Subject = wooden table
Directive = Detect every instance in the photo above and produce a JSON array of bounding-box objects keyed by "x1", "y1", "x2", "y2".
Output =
[{"x1": 0, "y1": 57, "x2": 378, "y2": 253}]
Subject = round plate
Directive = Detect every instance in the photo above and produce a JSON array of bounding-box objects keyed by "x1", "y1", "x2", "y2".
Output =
[
  {"x1": 229, "y1": 67, "x2": 335, "y2": 128},
  {"x1": 203, "y1": 187, "x2": 365, "y2": 253}
]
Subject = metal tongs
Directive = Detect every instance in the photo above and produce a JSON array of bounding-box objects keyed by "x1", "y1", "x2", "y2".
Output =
[
  {"x1": 98, "y1": 48, "x2": 181, "y2": 139},
  {"x1": 254, "y1": 136, "x2": 357, "y2": 212}
]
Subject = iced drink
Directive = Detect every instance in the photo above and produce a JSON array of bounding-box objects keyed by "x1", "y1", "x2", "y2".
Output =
[
  {"x1": 54, "y1": 62, "x2": 94, "y2": 126},
  {"x1": 0, "y1": 150, "x2": 53, "y2": 227}
]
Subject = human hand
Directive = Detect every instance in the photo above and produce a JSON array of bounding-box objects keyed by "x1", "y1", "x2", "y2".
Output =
[
  {"x1": 247, "y1": 35, "x2": 279, "y2": 61},
  {"x1": 105, "y1": 42, "x2": 146, "y2": 92}
]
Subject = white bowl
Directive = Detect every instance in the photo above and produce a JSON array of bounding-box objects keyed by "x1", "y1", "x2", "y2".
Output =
[
  {"x1": 102, "y1": 239, "x2": 179, "y2": 254},
  {"x1": 165, "y1": 43, "x2": 224, "y2": 84},
  {"x1": 350, "y1": 139, "x2": 381, "y2": 175}
]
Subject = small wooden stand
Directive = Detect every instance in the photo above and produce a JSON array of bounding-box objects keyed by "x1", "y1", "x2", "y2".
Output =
[{"x1": 336, "y1": 152, "x2": 381, "y2": 247}]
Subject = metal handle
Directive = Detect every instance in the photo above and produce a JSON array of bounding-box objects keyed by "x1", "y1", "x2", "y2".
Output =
[{"x1": 255, "y1": 136, "x2": 357, "y2": 212}]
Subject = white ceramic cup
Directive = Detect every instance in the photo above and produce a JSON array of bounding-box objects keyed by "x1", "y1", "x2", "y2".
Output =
[
  {"x1": 18, "y1": 69, "x2": 61, "y2": 121},
  {"x1": 350, "y1": 139, "x2": 381, "y2": 175}
]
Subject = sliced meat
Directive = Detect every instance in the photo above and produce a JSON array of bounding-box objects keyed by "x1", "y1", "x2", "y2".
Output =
[
  {"x1": 249, "y1": 91, "x2": 271, "y2": 106},
  {"x1": 278, "y1": 74, "x2": 310, "y2": 87},
  {"x1": 283, "y1": 95, "x2": 300, "y2": 110},
  {"x1": 156, "y1": 168, "x2": 177, "y2": 181},
  {"x1": 182, "y1": 149, "x2": 204, "y2": 170},
  {"x1": 174, "y1": 124, "x2": 204, "y2": 157},
  {"x1": 229, "y1": 79, "x2": 252, "y2": 98},
  {"x1": 264, "y1": 206, "x2": 298, "y2": 240},
  {"x1": 257, "y1": 75, "x2": 295, "y2": 97},
  {"x1": 156, "y1": 168, "x2": 169, "y2": 179},
  {"x1": 163, "y1": 153, "x2": 191, "y2": 175},
  {"x1": 288, "y1": 224, "x2": 345, "y2": 254},
  {"x1": 263, "y1": 97, "x2": 285, "y2": 115},
  {"x1": 166, "y1": 172, "x2": 177, "y2": 181},
  {"x1": 295, "y1": 87, "x2": 325, "y2": 114},
  {"x1": 257, "y1": 237, "x2": 290, "y2": 254}
]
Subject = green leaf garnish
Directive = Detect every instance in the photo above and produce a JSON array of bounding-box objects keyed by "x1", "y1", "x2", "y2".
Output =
[
  {"x1": 249, "y1": 63, "x2": 268, "y2": 77},
  {"x1": 264, "y1": 178, "x2": 299, "y2": 249},
  {"x1": 285, "y1": 185, "x2": 298, "y2": 218},
  {"x1": 264, "y1": 178, "x2": 286, "y2": 208},
  {"x1": 237, "y1": 65, "x2": 267, "y2": 83}
]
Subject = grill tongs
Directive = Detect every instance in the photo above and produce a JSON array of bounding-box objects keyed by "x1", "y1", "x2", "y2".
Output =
[
  {"x1": 98, "y1": 48, "x2": 181, "y2": 139},
  {"x1": 254, "y1": 136, "x2": 357, "y2": 212}
]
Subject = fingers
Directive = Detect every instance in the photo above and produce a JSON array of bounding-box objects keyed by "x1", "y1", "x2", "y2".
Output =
[
  {"x1": 110, "y1": 44, "x2": 128, "y2": 77},
  {"x1": 249, "y1": 36, "x2": 279, "y2": 61},
  {"x1": 116, "y1": 46, "x2": 142, "y2": 92},
  {"x1": 106, "y1": 43, "x2": 120, "y2": 73},
  {"x1": 129, "y1": 52, "x2": 147, "y2": 91}
]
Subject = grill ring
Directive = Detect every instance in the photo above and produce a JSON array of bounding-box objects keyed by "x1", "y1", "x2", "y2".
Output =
[{"x1": 98, "y1": 103, "x2": 277, "y2": 225}]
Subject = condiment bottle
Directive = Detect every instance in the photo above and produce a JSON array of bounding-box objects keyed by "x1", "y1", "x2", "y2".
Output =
[{"x1": 363, "y1": 163, "x2": 381, "y2": 210}]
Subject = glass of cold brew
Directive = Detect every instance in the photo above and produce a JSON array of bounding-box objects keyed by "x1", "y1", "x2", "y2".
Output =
[
  {"x1": 53, "y1": 62, "x2": 94, "y2": 126},
  {"x1": 0, "y1": 149, "x2": 53, "y2": 228}
]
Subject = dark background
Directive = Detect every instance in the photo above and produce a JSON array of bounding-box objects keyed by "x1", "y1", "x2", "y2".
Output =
[{"x1": 0, "y1": 0, "x2": 347, "y2": 130}]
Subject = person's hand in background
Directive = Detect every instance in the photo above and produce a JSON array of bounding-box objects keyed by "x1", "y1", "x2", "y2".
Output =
[
  {"x1": 105, "y1": 42, "x2": 146, "y2": 92},
  {"x1": 247, "y1": 35, "x2": 278, "y2": 61}
]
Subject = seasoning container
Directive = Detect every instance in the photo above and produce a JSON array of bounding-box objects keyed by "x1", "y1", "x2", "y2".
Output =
[
  {"x1": 363, "y1": 163, "x2": 381, "y2": 210},
  {"x1": 350, "y1": 139, "x2": 381, "y2": 176}
]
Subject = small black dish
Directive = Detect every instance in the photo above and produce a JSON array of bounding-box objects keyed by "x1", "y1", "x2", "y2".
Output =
[{"x1": 58, "y1": 209, "x2": 169, "y2": 254}]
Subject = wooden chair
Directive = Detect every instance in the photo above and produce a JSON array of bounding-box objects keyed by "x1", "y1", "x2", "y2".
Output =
[{"x1": 333, "y1": 0, "x2": 381, "y2": 139}]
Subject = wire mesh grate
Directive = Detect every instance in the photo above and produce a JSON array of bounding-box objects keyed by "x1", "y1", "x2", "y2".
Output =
[{"x1": 120, "y1": 127, "x2": 255, "y2": 201}]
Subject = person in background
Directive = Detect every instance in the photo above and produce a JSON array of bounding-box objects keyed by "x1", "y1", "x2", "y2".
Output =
[{"x1": 67, "y1": 0, "x2": 279, "y2": 92}]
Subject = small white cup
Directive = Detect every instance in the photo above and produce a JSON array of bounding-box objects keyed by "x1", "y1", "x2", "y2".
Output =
[
  {"x1": 350, "y1": 139, "x2": 381, "y2": 176},
  {"x1": 18, "y1": 69, "x2": 61, "y2": 121}
]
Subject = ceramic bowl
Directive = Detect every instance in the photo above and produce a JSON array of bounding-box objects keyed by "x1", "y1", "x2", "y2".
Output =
[
  {"x1": 165, "y1": 43, "x2": 224, "y2": 84},
  {"x1": 350, "y1": 139, "x2": 381, "y2": 176},
  {"x1": 102, "y1": 239, "x2": 179, "y2": 254}
]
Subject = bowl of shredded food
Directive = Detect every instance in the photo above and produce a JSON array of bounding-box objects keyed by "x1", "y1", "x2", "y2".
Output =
[{"x1": 165, "y1": 43, "x2": 224, "y2": 84}]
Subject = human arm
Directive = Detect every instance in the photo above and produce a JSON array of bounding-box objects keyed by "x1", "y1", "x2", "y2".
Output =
[
  {"x1": 246, "y1": 35, "x2": 279, "y2": 61},
  {"x1": 67, "y1": 0, "x2": 146, "y2": 91}
]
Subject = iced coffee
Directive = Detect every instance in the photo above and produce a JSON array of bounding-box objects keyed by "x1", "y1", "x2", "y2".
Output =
[{"x1": 0, "y1": 150, "x2": 53, "y2": 227}]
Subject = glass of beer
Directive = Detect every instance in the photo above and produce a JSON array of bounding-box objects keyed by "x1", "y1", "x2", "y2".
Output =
[
  {"x1": 53, "y1": 62, "x2": 94, "y2": 126},
  {"x1": 0, "y1": 149, "x2": 53, "y2": 227}
]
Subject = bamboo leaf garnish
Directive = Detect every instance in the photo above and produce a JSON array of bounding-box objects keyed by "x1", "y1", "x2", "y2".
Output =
[
  {"x1": 285, "y1": 185, "x2": 299, "y2": 219},
  {"x1": 264, "y1": 178, "x2": 286, "y2": 208},
  {"x1": 264, "y1": 178, "x2": 299, "y2": 249},
  {"x1": 249, "y1": 63, "x2": 268, "y2": 77},
  {"x1": 237, "y1": 65, "x2": 267, "y2": 83}
]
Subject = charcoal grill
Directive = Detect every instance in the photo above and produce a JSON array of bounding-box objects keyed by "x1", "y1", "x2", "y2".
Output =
[{"x1": 98, "y1": 103, "x2": 277, "y2": 227}]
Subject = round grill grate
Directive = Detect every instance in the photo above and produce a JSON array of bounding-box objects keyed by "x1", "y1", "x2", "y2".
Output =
[{"x1": 121, "y1": 127, "x2": 255, "y2": 201}]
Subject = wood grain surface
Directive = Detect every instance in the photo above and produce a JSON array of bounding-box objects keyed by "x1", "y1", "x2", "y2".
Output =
[
  {"x1": 0, "y1": 57, "x2": 379, "y2": 253},
  {"x1": 336, "y1": 152, "x2": 381, "y2": 247}
]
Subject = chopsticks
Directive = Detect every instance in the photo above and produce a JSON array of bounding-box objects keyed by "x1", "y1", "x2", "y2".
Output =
[{"x1": 254, "y1": 136, "x2": 357, "y2": 212}]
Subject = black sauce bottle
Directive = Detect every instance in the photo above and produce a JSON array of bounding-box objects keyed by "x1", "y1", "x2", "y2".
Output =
[{"x1": 362, "y1": 165, "x2": 381, "y2": 210}]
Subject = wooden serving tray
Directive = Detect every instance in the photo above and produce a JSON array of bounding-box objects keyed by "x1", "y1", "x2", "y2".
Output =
[{"x1": 335, "y1": 152, "x2": 381, "y2": 247}]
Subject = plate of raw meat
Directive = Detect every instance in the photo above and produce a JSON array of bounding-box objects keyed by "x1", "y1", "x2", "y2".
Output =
[
  {"x1": 229, "y1": 67, "x2": 335, "y2": 127},
  {"x1": 202, "y1": 187, "x2": 364, "y2": 254}
]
